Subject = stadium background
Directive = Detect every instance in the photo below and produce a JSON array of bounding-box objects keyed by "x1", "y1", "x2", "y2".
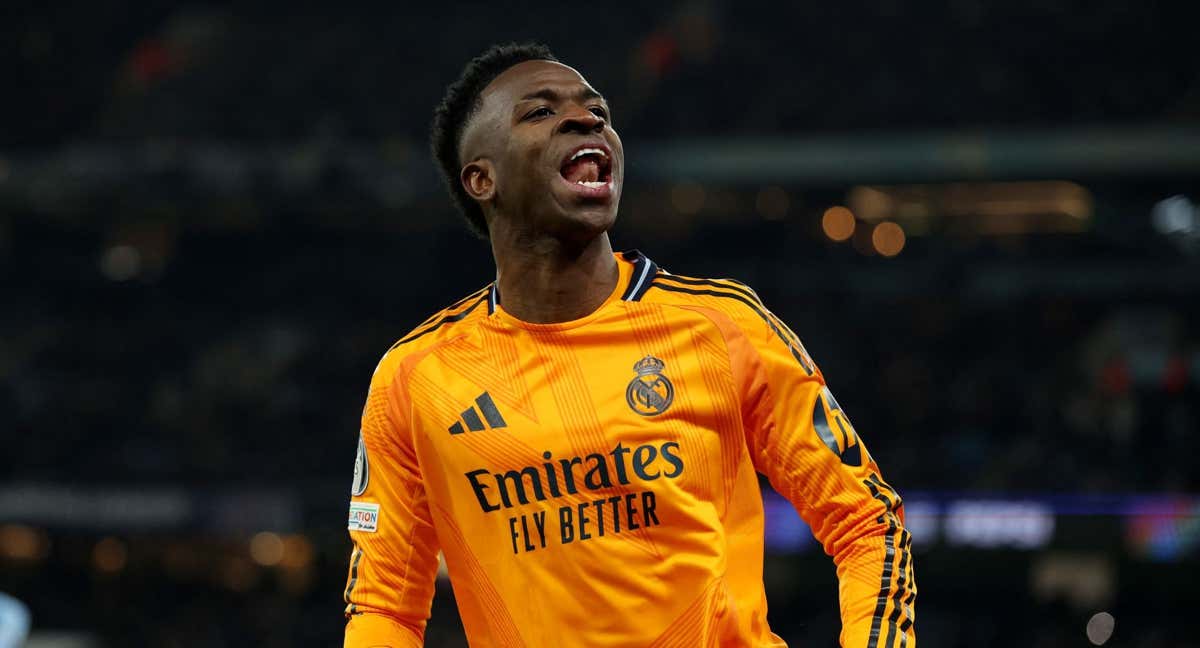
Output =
[{"x1": 2, "y1": 2, "x2": 1199, "y2": 646}]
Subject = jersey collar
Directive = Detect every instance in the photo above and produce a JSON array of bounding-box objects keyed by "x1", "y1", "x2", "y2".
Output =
[{"x1": 486, "y1": 250, "x2": 659, "y2": 319}]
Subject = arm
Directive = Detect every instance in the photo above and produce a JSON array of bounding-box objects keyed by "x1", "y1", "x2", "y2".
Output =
[
  {"x1": 730, "y1": 305, "x2": 916, "y2": 647},
  {"x1": 343, "y1": 355, "x2": 441, "y2": 648}
]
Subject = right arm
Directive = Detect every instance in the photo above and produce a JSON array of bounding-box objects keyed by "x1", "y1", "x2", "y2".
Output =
[{"x1": 344, "y1": 355, "x2": 441, "y2": 648}]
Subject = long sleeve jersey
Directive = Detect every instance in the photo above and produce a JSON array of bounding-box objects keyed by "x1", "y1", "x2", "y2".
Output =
[{"x1": 343, "y1": 250, "x2": 915, "y2": 647}]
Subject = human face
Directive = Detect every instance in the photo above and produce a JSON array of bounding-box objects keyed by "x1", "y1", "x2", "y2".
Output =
[{"x1": 463, "y1": 60, "x2": 623, "y2": 241}]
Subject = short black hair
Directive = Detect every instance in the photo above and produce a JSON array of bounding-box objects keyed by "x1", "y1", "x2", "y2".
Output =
[{"x1": 431, "y1": 42, "x2": 559, "y2": 238}]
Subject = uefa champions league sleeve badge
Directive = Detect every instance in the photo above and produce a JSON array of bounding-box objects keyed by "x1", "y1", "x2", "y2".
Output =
[
  {"x1": 625, "y1": 356, "x2": 674, "y2": 416},
  {"x1": 351, "y1": 433, "x2": 369, "y2": 496}
]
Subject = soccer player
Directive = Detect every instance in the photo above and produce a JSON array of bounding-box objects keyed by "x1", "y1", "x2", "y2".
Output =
[{"x1": 343, "y1": 43, "x2": 915, "y2": 647}]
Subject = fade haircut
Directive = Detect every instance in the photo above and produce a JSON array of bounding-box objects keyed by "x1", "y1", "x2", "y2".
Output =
[{"x1": 431, "y1": 42, "x2": 558, "y2": 238}]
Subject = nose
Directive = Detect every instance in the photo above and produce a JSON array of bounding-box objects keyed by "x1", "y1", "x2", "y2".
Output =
[{"x1": 557, "y1": 106, "x2": 606, "y2": 135}]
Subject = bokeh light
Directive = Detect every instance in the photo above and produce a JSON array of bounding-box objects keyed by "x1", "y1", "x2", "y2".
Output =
[
  {"x1": 822, "y1": 206, "x2": 856, "y2": 242},
  {"x1": 279, "y1": 534, "x2": 314, "y2": 570},
  {"x1": 249, "y1": 531, "x2": 285, "y2": 567},
  {"x1": 1086, "y1": 611, "x2": 1115, "y2": 645},
  {"x1": 93, "y1": 537, "x2": 128, "y2": 573},
  {"x1": 872, "y1": 221, "x2": 906, "y2": 257},
  {"x1": 0, "y1": 525, "x2": 48, "y2": 562},
  {"x1": 100, "y1": 245, "x2": 141, "y2": 281}
]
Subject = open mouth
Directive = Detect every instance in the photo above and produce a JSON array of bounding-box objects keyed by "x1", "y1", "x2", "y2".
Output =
[{"x1": 559, "y1": 145, "x2": 613, "y2": 189}]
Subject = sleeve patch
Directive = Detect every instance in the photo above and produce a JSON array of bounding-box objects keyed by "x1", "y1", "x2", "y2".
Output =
[
  {"x1": 348, "y1": 502, "x2": 380, "y2": 533},
  {"x1": 813, "y1": 386, "x2": 863, "y2": 467},
  {"x1": 351, "y1": 433, "x2": 369, "y2": 496}
]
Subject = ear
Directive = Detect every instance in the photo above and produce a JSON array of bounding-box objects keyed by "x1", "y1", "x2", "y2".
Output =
[{"x1": 461, "y1": 158, "x2": 496, "y2": 203}]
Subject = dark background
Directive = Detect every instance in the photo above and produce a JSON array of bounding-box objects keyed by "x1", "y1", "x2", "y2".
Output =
[{"x1": 2, "y1": 2, "x2": 1199, "y2": 647}]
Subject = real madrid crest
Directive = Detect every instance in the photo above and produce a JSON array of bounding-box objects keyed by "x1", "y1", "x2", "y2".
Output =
[{"x1": 626, "y1": 355, "x2": 675, "y2": 416}]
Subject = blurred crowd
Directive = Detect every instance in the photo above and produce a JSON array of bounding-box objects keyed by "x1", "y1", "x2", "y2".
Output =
[
  {"x1": 5, "y1": 1, "x2": 1198, "y2": 150},
  {"x1": 2, "y1": 216, "x2": 1196, "y2": 494}
]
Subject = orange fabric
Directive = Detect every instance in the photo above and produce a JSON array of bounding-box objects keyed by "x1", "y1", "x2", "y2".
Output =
[
  {"x1": 344, "y1": 253, "x2": 915, "y2": 648},
  {"x1": 343, "y1": 612, "x2": 423, "y2": 648}
]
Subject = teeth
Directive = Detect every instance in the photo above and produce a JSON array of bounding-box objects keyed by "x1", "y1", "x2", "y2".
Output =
[
  {"x1": 576, "y1": 180, "x2": 607, "y2": 188},
  {"x1": 570, "y1": 148, "x2": 607, "y2": 161}
]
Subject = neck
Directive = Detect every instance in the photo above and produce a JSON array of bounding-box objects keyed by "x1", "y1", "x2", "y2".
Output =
[{"x1": 490, "y1": 227, "x2": 619, "y2": 324}]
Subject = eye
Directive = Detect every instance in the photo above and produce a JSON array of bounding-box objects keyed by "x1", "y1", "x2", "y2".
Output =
[
  {"x1": 589, "y1": 106, "x2": 608, "y2": 119},
  {"x1": 524, "y1": 106, "x2": 553, "y2": 121}
]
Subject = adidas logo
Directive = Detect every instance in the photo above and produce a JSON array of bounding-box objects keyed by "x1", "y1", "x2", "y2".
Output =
[{"x1": 449, "y1": 392, "x2": 508, "y2": 434}]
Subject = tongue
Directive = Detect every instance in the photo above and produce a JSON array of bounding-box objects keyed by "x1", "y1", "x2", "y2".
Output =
[{"x1": 563, "y1": 159, "x2": 600, "y2": 183}]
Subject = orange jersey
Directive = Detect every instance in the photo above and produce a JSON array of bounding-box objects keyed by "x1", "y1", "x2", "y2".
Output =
[{"x1": 343, "y1": 251, "x2": 915, "y2": 648}]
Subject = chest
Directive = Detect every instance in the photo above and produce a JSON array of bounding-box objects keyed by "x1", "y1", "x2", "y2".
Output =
[{"x1": 405, "y1": 316, "x2": 744, "y2": 500}]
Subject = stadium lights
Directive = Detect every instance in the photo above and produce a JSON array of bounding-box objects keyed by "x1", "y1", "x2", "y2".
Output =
[
  {"x1": 0, "y1": 525, "x2": 48, "y2": 563},
  {"x1": 99, "y1": 245, "x2": 142, "y2": 281},
  {"x1": 871, "y1": 221, "x2": 906, "y2": 257},
  {"x1": 1152, "y1": 195, "x2": 1200, "y2": 255},
  {"x1": 1087, "y1": 612, "x2": 1116, "y2": 645},
  {"x1": 92, "y1": 537, "x2": 128, "y2": 574},
  {"x1": 249, "y1": 531, "x2": 285, "y2": 567},
  {"x1": 847, "y1": 180, "x2": 1093, "y2": 236},
  {"x1": 821, "y1": 206, "x2": 855, "y2": 242}
]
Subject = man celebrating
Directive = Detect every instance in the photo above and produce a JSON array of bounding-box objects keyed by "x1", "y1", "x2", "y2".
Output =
[{"x1": 343, "y1": 43, "x2": 915, "y2": 647}]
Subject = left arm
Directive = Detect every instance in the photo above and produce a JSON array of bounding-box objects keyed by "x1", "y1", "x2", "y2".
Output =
[{"x1": 727, "y1": 303, "x2": 916, "y2": 647}]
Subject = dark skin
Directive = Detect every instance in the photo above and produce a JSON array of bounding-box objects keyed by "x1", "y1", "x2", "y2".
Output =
[{"x1": 459, "y1": 60, "x2": 625, "y2": 324}]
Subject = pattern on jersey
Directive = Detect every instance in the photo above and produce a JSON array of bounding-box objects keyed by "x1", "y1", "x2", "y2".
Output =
[
  {"x1": 530, "y1": 330, "x2": 666, "y2": 558},
  {"x1": 648, "y1": 275, "x2": 816, "y2": 375},
  {"x1": 686, "y1": 320, "x2": 745, "y2": 512},
  {"x1": 416, "y1": 286, "x2": 489, "y2": 328},
  {"x1": 432, "y1": 502, "x2": 528, "y2": 647},
  {"x1": 390, "y1": 290, "x2": 489, "y2": 350},
  {"x1": 623, "y1": 304, "x2": 713, "y2": 501},
  {"x1": 865, "y1": 474, "x2": 916, "y2": 648},
  {"x1": 434, "y1": 326, "x2": 539, "y2": 423},
  {"x1": 647, "y1": 577, "x2": 729, "y2": 648},
  {"x1": 343, "y1": 543, "x2": 363, "y2": 615}
]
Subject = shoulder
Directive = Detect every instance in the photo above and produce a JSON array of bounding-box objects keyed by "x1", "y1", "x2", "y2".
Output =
[
  {"x1": 640, "y1": 268, "x2": 772, "y2": 330},
  {"x1": 641, "y1": 268, "x2": 817, "y2": 375},
  {"x1": 371, "y1": 284, "x2": 494, "y2": 385}
]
